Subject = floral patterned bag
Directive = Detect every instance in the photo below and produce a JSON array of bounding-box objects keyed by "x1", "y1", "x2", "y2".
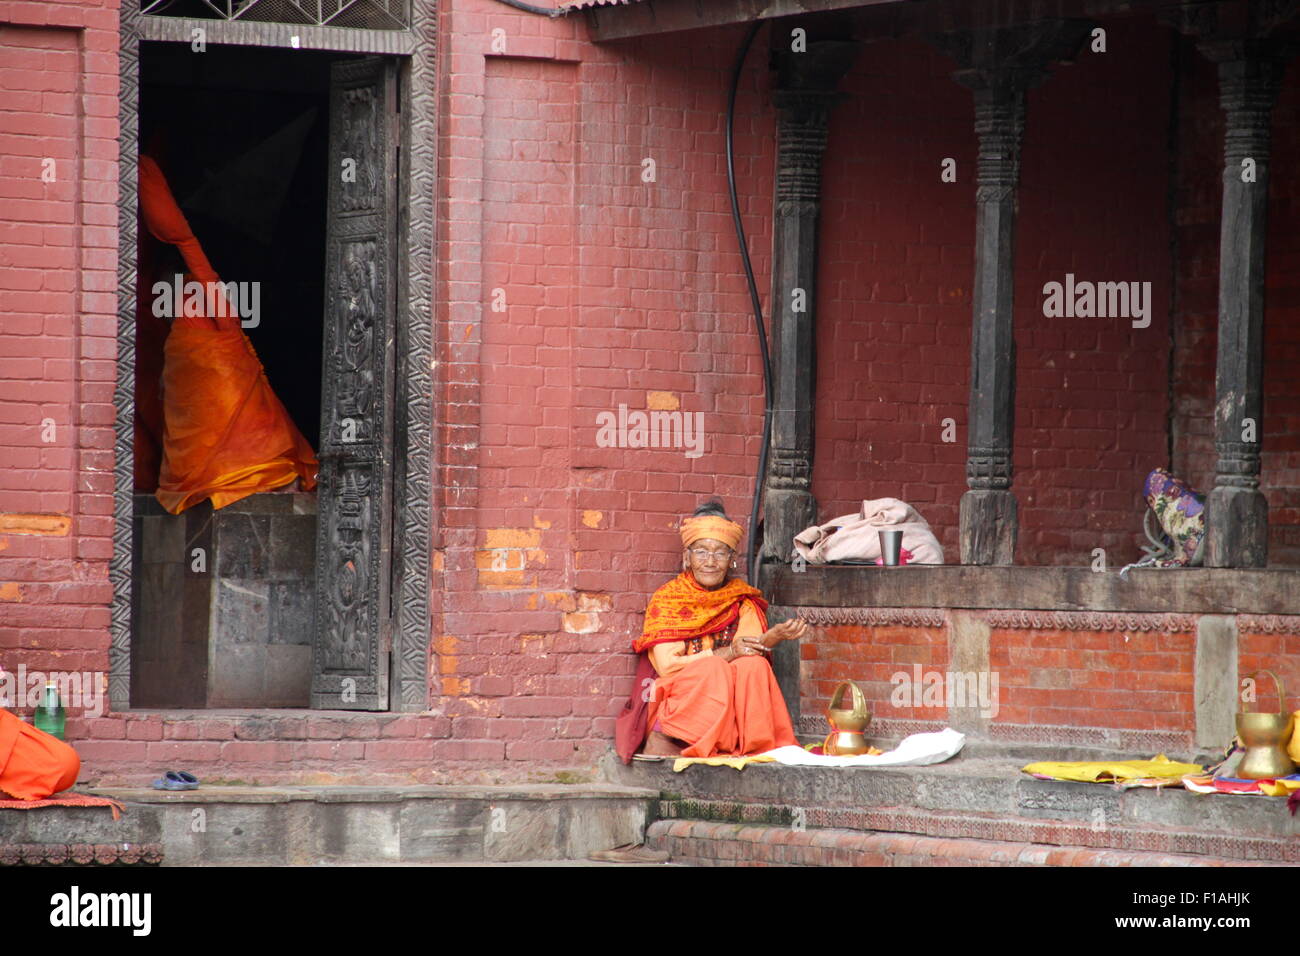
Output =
[{"x1": 1119, "y1": 468, "x2": 1206, "y2": 578}]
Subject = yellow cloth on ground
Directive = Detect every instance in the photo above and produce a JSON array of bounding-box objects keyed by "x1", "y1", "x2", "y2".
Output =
[
  {"x1": 1022, "y1": 754, "x2": 1203, "y2": 783},
  {"x1": 672, "y1": 754, "x2": 778, "y2": 772}
]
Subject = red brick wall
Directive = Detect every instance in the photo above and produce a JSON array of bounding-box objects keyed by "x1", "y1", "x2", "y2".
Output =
[
  {"x1": 1239, "y1": 631, "x2": 1300, "y2": 717},
  {"x1": 806, "y1": 623, "x2": 950, "y2": 726},
  {"x1": 812, "y1": 15, "x2": 1174, "y2": 567},
  {"x1": 812, "y1": 36, "x2": 973, "y2": 559},
  {"x1": 988, "y1": 627, "x2": 1194, "y2": 733},
  {"x1": 0, "y1": 1, "x2": 117, "y2": 701},
  {"x1": 431, "y1": 3, "x2": 777, "y2": 771},
  {"x1": 1261, "y1": 55, "x2": 1300, "y2": 566},
  {"x1": 1172, "y1": 42, "x2": 1300, "y2": 566}
]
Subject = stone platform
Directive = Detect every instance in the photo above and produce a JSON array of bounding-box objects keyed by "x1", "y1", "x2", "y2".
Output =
[
  {"x1": 0, "y1": 783, "x2": 657, "y2": 866},
  {"x1": 604, "y1": 741, "x2": 1300, "y2": 866}
]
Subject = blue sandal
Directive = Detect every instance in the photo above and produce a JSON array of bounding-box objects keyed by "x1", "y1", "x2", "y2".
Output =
[{"x1": 151, "y1": 770, "x2": 200, "y2": 791}]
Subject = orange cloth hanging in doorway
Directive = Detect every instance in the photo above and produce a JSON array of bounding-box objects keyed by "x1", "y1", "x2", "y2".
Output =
[{"x1": 138, "y1": 154, "x2": 317, "y2": 513}]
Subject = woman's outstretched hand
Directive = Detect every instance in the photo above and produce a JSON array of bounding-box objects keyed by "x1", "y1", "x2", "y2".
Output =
[
  {"x1": 759, "y1": 618, "x2": 809, "y2": 649},
  {"x1": 723, "y1": 619, "x2": 810, "y2": 660}
]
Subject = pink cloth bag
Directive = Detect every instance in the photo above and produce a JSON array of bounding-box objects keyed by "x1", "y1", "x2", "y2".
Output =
[{"x1": 793, "y1": 498, "x2": 944, "y2": 565}]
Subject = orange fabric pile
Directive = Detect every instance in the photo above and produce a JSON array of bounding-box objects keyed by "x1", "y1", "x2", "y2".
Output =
[
  {"x1": 0, "y1": 709, "x2": 79, "y2": 801},
  {"x1": 135, "y1": 154, "x2": 317, "y2": 513}
]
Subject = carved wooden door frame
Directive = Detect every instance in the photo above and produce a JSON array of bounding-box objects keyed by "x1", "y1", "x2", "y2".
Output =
[
  {"x1": 313, "y1": 58, "x2": 399, "y2": 709},
  {"x1": 111, "y1": 7, "x2": 436, "y2": 713}
]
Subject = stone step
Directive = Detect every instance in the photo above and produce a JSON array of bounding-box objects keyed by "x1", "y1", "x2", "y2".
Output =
[
  {"x1": 0, "y1": 784, "x2": 657, "y2": 866},
  {"x1": 605, "y1": 750, "x2": 1300, "y2": 864},
  {"x1": 651, "y1": 796, "x2": 1296, "y2": 862},
  {"x1": 646, "y1": 820, "x2": 1286, "y2": 867}
]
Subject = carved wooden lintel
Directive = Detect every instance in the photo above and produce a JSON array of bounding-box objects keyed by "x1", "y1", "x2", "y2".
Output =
[
  {"x1": 935, "y1": 19, "x2": 1094, "y2": 88},
  {"x1": 1160, "y1": 0, "x2": 1300, "y2": 42}
]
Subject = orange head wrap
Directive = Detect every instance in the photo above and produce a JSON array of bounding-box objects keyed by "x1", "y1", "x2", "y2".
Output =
[{"x1": 680, "y1": 515, "x2": 743, "y2": 551}]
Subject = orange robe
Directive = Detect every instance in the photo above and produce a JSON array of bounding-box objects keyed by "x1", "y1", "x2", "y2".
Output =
[
  {"x1": 0, "y1": 709, "x2": 79, "y2": 800},
  {"x1": 137, "y1": 154, "x2": 318, "y2": 513},
  {"x1": 637, "y1": 573, "x2": 797, "y2": 758}
]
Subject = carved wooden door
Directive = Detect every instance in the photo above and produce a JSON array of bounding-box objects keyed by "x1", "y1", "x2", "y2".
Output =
[{"x1": 311, "y1": 57, "x2": 399, "y2": 710}]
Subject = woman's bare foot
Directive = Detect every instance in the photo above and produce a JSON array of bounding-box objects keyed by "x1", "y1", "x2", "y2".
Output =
[{"x1": 642, "y1": 730, "x2": 687, "y2": 756}]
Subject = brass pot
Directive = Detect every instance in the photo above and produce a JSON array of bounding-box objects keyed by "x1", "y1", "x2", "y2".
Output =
[
  {"x1": 1236, "y1": 670, "x2": 1295, "y2": 780},
  {"x1": 823, "y1": 680, "x2": 872, "y2": 756}
]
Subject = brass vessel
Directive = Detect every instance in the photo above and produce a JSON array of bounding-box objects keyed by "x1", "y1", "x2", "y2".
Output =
[
  {"x1": 1236, "y1": 670, "x2": 1295, "y2": 780},
  {"x1": 823, "y1": 680, "x2": 872, "y2": 756}
]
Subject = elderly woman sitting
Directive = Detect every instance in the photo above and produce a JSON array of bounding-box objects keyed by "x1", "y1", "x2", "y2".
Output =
[{"x1": 616, "y1": 501, "x2": 808, "y2": 760}]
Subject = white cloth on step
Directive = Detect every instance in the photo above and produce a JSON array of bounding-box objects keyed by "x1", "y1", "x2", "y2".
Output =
[{"x1": 758, "y1": 728, "x2": 966, "y2": 767}]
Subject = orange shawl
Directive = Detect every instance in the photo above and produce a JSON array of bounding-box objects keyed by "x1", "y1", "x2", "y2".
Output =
[{"x1": 634, "y1": 571, "x2": 768, "y2": 654}]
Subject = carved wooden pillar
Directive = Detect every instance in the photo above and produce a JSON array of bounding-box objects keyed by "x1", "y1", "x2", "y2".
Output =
[
  {"x1": 1164, "y1": 0, "x2": 1299, "y2": 566},
  {"x1": 957, "y1": 70, "x2": 1029, "y2": 565},
  {"x1": 937, "y1": 21, "x2": 1091, "y2": 565},
  {"x1": 761, "y1": 42, "x2": 857, "y2": 565},
  {"x1": 1202, "y1": 42, "x2": 1285, "y2": 566}
]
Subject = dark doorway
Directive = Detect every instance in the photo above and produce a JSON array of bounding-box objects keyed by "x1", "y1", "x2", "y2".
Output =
[{"x1": 131, "y1": 44, "x2": 345, "y2": 709}]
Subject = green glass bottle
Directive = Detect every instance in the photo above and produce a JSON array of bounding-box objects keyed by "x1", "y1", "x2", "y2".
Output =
[{"x1": 33, "y1": 680, "x2": 65, "y2": 740}]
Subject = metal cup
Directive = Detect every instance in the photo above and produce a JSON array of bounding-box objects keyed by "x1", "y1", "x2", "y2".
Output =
[{"x1": 879, "y1": 529, "x2": 904, "y2": 566}]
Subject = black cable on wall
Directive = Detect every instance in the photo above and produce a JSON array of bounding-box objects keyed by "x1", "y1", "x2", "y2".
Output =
[
  {"x1": 725, "y1": 21, "x2": 775, "y2": 584},
  {"x1": 487, "y1": 0, "x2": 567, "y2": 17}
]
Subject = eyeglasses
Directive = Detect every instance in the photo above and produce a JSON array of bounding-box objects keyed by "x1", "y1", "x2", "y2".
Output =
[{"x1": 689, "y1": 548, "x2": 733, "y2": 563}]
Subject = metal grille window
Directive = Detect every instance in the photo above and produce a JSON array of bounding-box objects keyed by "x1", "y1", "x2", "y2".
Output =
[{"x1": 141, "y1": 0, "x2": 411, "y2": 30}]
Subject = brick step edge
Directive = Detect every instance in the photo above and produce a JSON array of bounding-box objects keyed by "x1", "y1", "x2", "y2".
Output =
[
  {"x1": 646, "y1": 821, "x2": 1281, "y2": 867},
  {"x1": 657, "y1": 799, "x2": 1296, "y2": 863},
  {"x1": 0, "y1": 843, "x2": 164, "y2": 866}
]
